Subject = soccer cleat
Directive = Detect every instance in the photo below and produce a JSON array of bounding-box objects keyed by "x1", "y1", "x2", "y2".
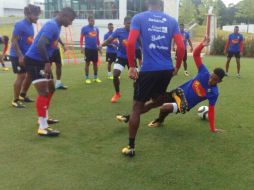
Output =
[
  {"x1": 85, "y1": 79, "x2": 92, "y2": 84},
  {"x1": 55, "y1": 83, "x2": 68, "y2": 90},
  {"x1": 2, "y1": 67, "x2": 9, "y2": 71},
  {"x1": 47, "y1": 118, "x2": 59, "y2": 125},
  {"x1": 225, "y1": 72, "x2": 229, "y2": 76},
  {"x1": 93, "y1": 78, "x2": 102, "y2": 83},
  {"x1": 184, "y1": 71, "x2": 190, "y2": 76},
  {"x1": 116, "y1": 114, "x2": 129, "y2": 123},
  {"x1": 12, "y1": 101, "x2": 26, "y2": 108},
  {"x1": 111, "y1": 93, "x2": 121, "y2": 103},
  {"x1": 37, "y1": 127, "x2": 60, "y2": 137},
  {"x1": 19, "y1": 96, "x2": 34, "y2": 103},
  {"x1": 236, "y1": 74, "x2": 240, "y2": 78},
  {"x1": 107, "y1": 76, "x2": 113, "y2": 80},
  {"x1": 172, "y1": 88, "x2": 188, "y2": 114},
  {"x1": 148, "y1": 118, "x2": 162, "y2": 128},
  {"x1": 122, "y1": 146, "x2": 135, "y2": 157}
]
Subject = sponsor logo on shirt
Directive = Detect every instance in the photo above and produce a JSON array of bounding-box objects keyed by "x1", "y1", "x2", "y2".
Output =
[
  {"x1": 192, "y1": 80, "x2": 206, "y2": 97},
  {"x1": 148, "y1": 26, "x2": 168, "y2": 33},
  {"x1": 122, "y1": 39, "x2": 128, "y2": 47},
  {"x1": 231, "y1": 39, "x2": 239, "y2": 44},
  {"x1": 26, "y1": 36, "x2": 34, "y2": 44},
  {"x1": 148, "y1": 18, "x2": 167, "y2": 23},
  {"x1": 149, "y1": 43, "x2": 168, "y2": 50},
  {"x1": 89, "y1": 31, "x2": 97, "y2": 37},
  {"x1": 151, "y1": 35, "x2": 166, "y2": 41}
]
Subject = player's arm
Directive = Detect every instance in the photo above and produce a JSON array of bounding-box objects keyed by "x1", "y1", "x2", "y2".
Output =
[
  {"x1": 224, "y1": 38, "x2": 229, "y2": 54},
  {"x1": 11, "y1": 35, "x2": 24, "y2": 64},
  {"x1": 173, "y1": 34, "x2": 185, "y2": 74},
  {"x1": 101, "y1": 36, "x2": 114, "y2": 47},
  {"x1": 37, "y1": 35, "x2": 51, "y2": 77},
  {"x1": 193, "y1": 36, "x2": 210, "y2": 69},
  {"x1": 127, "y1": 29, "x2": 140, "y2": 80},
  {"x1": 58, "y1": 38, "x2": 66, "y2": 51},
  {"x1": 187, "y1": 38, "x2": 193, "y2": 52},
  {"x1": 240, "y1": 36, "x2": 244, "y2": 55}
]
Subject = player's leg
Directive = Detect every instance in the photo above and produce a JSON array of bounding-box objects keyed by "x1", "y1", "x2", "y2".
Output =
[
  {"x1": 92, "y1": 49, "x2": 101, "y2": 83},
  {"x1": 54, "y1": 49, "x2": 67, "y2": 89},
  {"x1": 19, "y1": 72, "x2": 33, "y2": 102},
  {"x1": 225, "y1": 52, "x2": 233, "y2": 76},
  {"x1": 235, "y1": 53, "x2": 241, "y2": 78},
  {"x1": 183, "y1": 50, "x2": 189, "y2": 76},
  {"x1": 84, "y1": 48, "x2": 92, "y2": 83}
]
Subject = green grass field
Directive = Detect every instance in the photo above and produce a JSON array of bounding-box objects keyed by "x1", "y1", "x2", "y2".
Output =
[{"x1": 0, "y1": 56, "x2": 253, "y2": 190}]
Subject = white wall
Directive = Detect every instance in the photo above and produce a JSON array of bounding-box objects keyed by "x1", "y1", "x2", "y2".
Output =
[{"x1": 223, "y1": 24, "x2": 254, "y2": 33}]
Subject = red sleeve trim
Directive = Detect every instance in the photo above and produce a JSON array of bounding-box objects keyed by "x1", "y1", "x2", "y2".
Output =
[
  {"x1": 208, "y1": 105, "x2": 215, "y2": 132},
  {"x1": 240, "y1": 41, "x2": 243, "y2": 53},
  {"x1": 193, "y1": 43, "x2": 204, "y2": 69},
  {"x1": 127, "y1": 29, "x2": 140, "y2": 67},
  {"x1": 173, "y1": 34, "x2": 184, "y2": 69},
  {"x1": 80, "y1": 34, "x2": 84, "y2": 49}
]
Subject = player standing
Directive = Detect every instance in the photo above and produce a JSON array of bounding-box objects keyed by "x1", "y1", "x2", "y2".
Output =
[{"x1": 0, "y1": 35, "x2": 9, "y2": 71}]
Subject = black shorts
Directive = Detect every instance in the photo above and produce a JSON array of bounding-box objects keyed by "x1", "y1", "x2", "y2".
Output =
[
  {"x1": 135, "y1": 49, "x2": 142, "y2": 60},
  {"x1": 106, "y1": 52, "x2": 117, "y2": 63},
  {"x1": 85, "y1": 48, "x2": 98, "y2": 63},
  {"x1": 24, "y1": 56, "x2": 53, "y2": 82},
  {"x1": 10, "y1": 56, "x2": 26, "y2": 74},
  {"x1": 50, "y1": 48, "x2": 62, "y2": 65},
  {"x1": 134, "y1": 70, "x2": 174, "y2": 102},
  {"x1": 227, "y1": 51, "x2": 240, "y2": 58}
]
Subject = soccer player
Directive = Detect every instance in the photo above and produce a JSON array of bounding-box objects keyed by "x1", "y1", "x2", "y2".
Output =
[
  {"x1": 101, "y1": 16, "x2": 133, "y2": 103},
  {"x1": 10, "y1": 4, "x2": 41, "y2": 108},
  {"x1": 174, "y1": 23, "x2": 193, "y2": 76},
  {"x1": 0, "y1": 35, "x2": 9, "y2": 71},
  {"x1": 224, "y1": 26, "x2": 243, "y2": 78},
  {"x1": 103, "y1": 23, "x2": 118, "y2": 79},
  {"x1": 24, "y1": 7, "x2": 76, "y2": 136},
  {"x1": 121, "y1": 0, "x2": 185, "y2": 157},
  {"x1": 80, "y1": 16, "x2": 102, "y2": 84}
]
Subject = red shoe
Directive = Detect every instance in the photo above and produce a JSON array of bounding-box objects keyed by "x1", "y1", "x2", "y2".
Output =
[{"x1": 111, "y1": 93, "x2": 121, "y2": 103}]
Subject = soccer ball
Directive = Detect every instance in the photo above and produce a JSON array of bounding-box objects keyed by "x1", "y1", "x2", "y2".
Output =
[{"x1": 197, "y1": 106, "x2": 209, "y2": 120}]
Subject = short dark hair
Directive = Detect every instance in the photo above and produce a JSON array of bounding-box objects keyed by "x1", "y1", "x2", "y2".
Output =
[
  {"x1": 24, "y1": 4, "x2": 41, "y2": 16},
  {"x1": 124, "y1": 16, "x2": 131, "y2": 23},
  {"x1": 108, "y1": 23, "x2": 113, "y2": 26},
  {"x1": 88, "y1": 15, "x2": 94, "y2": 20},
  {"x1": 60, "y1": 7, "x2": 76, "y2": 19},
  {"x1": 213, "y1": 68, "x2": 225, "y2": 82}
]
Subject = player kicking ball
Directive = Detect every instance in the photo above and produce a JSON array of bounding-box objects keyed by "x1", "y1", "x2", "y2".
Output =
[{"x1": 117, "y1": 36, "x2": 225, "y2": 156}]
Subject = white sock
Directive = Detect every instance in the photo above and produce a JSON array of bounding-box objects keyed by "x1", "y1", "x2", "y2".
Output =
[
  {"x1": 46, "y1": 110, "x2": 49, "y2": 120},
  {"x1": 39, "y1": 117, "x2": 48, "y2": 129},
  {"x1": 55, "y1": 80, "x2": 61, "y2": 86},
  {"x1": 108, "y1": 72, "x2": 112, "y2": 76}
]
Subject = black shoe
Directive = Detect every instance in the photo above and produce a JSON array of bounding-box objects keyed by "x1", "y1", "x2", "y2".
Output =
[
  {"x1": 47, "y1": 118, "x2": 59, "y2": 125},
  {"x1": 56, "y1": 85, "x2": 68, "y2": 90},
  {"x1": 19, "y1": 96, "x2": 34, "y2": 103},
  {"x1": 116, "y1": 114, "x2": 129, "y2": 123},
  {"x1": 12, "y1": 100, "x2": 26, "y2": 108},
  {"x1": 38, "y1": 127, "x2": 60, "y2": 137},
  {"x1": 173, "y1": 88, "x2": 188, "y2": 114}
]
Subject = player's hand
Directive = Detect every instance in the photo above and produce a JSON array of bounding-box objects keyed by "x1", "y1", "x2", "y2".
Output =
[
  {"x1": 202, "y1": 36, "x2": 210, "y2": 46},
  {"x1": 18, "y1": 56, "x2": 25, "y2": 66},
  {"x1": 173, "y1": 67, "x2": 179, "y2": 76},
  {"x1": 212, "y1": 128, "x2": 225, "y2": 133},
  {"x1": 128, "y1": 67, "x2": 139, "y2": 80},
  {"x1": 44, "y1": 63, "x2": 52, "y2": 79}
]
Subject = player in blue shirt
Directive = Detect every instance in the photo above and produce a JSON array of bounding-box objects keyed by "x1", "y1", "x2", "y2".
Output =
[
  {"x1": 120, "y1": 0, "x2": 185, "y2": 157},
  {"x1": 174, "y1": 24, "x2": 193, "y2": 76},
  {"x1": 104, "y1": 23, "x2": 118, "y2": 79},
  {"x1": 147, "y1": 36, "x2": 225, "y2": 131},
  {"x1": 0, "y1": 35, "x2": 9, "y2": 71},
  {"x1": 80, "y1": 16, "x2": 102, "y2": 84},
  {"x1": 10, "y1": 4, "x2": 41, "y2": 108},
  {"x1": 101, "y1": 16, "x2": 134, "y2": 103},
  {"x1": 224, "y1": 26, "x2": 244, "y2": 78},
  {"x1": 25, "y1": 8, "x2": 76, "y2": 137}
]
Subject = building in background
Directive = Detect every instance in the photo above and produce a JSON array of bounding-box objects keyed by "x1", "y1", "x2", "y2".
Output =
[{"x1": 0, "y1": 0, "x2": 44, "y2": 17}]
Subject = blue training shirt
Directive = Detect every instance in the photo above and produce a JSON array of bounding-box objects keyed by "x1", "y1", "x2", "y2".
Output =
[
  {"x1": 228, "y1": 33, "x2": 243, "y2": 53},
  {"x1": 26, "y1": 19, "x2": 61, "y2": 61},
  {"x1": 10, "y1": 19, "x2": 34, "y2": 57},
  {"x1": 131, "y1": 10, "x2": 180, "y2": 72},
  {"x1": 111, "y1": 27, "x2": 129, "y2": 59},
  {"x1": 179, "y1": 64, "x2": 219, "y2": 109},
  {"x1": 104, "y1": 31, "x2": 118, "y2": 54},
  {"x1": 81, "y1": 25, "x2": 99, "y2": 50},
  {"x1": 181, "y1": 31, "x2": 190, "y2": 49}
]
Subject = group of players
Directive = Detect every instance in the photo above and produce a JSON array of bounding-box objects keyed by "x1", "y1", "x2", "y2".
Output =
[{"x1": 0, "y1": 0, "x2": 245, "y2": 157}]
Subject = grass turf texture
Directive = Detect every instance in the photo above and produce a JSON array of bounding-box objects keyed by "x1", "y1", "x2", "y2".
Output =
[{"x1": 0, "y1": 56, "x2": 253, "y2": 190}]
